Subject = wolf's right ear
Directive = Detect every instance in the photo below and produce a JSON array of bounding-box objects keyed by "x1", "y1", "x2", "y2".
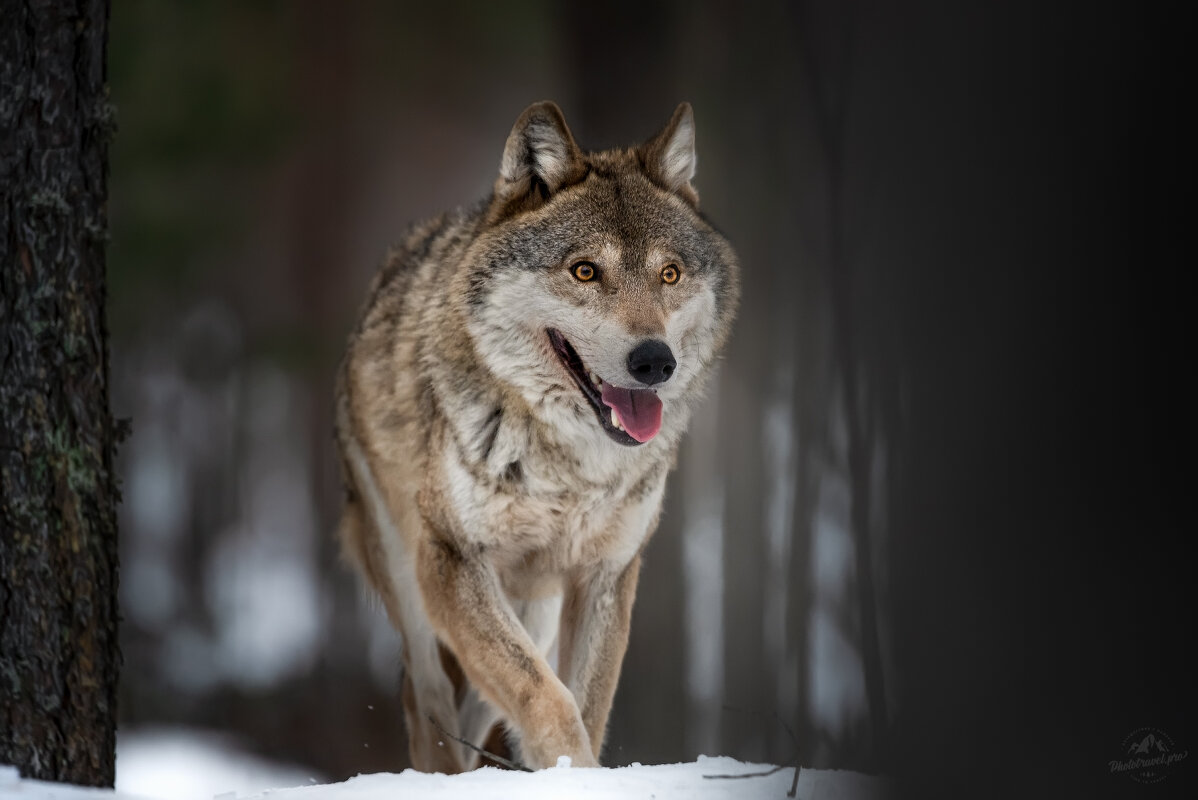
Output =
[
  {"x1": 491, "y1": 102, "x2": 586, "y2": 219},
  {"x1": 641, "y1": 103, "x2": 699, "y2": 207}
]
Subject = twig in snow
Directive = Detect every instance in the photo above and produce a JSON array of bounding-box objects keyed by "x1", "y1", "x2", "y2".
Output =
[
  {"x1": 710, "y1": 705, "x2": 803, "y2": 797},
  {"x1": 703, "y1": 763, "x2": 791, "y2": 780},
  {"x1": 426, "y1": 714, "x2": 532, "y2": 772}
]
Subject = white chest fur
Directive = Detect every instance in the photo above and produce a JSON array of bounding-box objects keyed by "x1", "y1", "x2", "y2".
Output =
[{"x1": 439, "y1": 426, "x2": 665, "y2": 589}]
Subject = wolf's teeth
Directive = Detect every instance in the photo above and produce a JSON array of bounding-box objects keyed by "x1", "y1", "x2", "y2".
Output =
[
  {"x1": 611, "y1": 410, "x2": 623, "y2": 431},
  {"x1": 589, "y1": 371, "x2": 601, "y2": 386}
]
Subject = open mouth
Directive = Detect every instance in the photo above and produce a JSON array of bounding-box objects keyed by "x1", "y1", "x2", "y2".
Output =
[{"x1": 547, "y1": 329, "x2": 663, "y2": 446}]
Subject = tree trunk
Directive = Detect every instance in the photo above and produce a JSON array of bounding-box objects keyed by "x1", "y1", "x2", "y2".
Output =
[{"x1": 0, "y1": 0, "x2": 120, "y2": 786}]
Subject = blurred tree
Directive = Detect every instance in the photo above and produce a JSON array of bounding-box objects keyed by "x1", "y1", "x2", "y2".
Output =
[
  {"x1": 794, "y1": 0, "x2": 889, "y2": 767},
  {"x1": 0, "y1": 0, "x2": 122, "y2": 786}
]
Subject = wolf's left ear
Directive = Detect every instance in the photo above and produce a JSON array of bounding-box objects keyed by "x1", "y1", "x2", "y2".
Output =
[
  {"x1": 492, "y1": 101, "x2": 586, "y2": 217},
  {"x1": 641, "y1": 103, "x2": 698, "y2": 206}
]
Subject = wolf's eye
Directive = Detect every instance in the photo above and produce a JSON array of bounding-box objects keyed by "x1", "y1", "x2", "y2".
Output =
[
  {"x1": 661, "y1": 264, "x2": 681, "y2": 285},
  {"x1": 571, "y1": 262, "x2": 597, "y2": 282}
]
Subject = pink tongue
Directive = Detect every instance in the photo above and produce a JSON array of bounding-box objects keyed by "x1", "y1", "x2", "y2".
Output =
[{"x1": 600, "y1": 383, "x2": 663, "y2": 443}]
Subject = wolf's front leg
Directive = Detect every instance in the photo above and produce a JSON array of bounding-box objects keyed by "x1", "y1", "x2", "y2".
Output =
[
  {"x1": 557, "y1": 554, "x2": 643, "y2": 761},
  {"x1": 416, "y1": 535, "x2": 597, "y2": 770}
]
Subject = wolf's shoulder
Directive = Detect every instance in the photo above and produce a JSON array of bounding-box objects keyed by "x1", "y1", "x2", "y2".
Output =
[
  {"x1": 350, "y1": 202, "x2": 484, "y2": 334},
  {"x1": 380, "y1": 202, "x2": 484, "y2": 290}
]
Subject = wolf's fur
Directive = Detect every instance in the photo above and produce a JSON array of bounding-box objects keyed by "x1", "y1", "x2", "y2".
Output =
[{"x1": 334, "y1": 102, "x2": 739, "y2": 772}]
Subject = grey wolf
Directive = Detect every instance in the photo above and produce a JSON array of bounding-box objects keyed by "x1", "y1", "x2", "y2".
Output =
[{"x1": 334, "y1": 101, "x2": 739, "y2": 772}]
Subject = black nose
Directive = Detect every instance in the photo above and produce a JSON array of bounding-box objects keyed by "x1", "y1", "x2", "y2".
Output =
[{"x1": 627, "y1": 339, "x2": 676, "y2": 386}]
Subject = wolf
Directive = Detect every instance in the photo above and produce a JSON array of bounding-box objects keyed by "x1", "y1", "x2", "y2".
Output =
[{"x1": 334, "y1": 101, "x2": 739, "y2": 772}]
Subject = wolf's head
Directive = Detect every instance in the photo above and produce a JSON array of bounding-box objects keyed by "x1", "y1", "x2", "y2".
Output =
[{"x1": 457, "y1": 102, "x2": 739, "y2": 449}]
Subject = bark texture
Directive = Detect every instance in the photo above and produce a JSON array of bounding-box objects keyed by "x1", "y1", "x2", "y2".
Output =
[{"x1": 0, "y1": 0, "x2": 120, "y2": 786}]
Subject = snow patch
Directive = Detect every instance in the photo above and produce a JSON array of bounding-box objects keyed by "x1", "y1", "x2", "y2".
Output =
[
  {"x1": 1, "y1": 759, "x2": 890, "y2": 800},
  {"x1": 113, "y1": 728, "x2": 321, "y2": 800}
]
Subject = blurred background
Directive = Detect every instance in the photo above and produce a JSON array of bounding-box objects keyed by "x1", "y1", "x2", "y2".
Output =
[{"x1": 106, "y1": 2, "x2": 1191, "y2": 798}]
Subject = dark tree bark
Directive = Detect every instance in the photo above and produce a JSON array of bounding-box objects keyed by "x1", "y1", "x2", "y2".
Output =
[{"x1": 0, "y1": 0, "x2": 120, "y2": 786}]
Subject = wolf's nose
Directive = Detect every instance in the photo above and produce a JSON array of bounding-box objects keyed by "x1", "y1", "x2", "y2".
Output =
[{"x1": 627, "y1": 339, "x2": 676, "y2": 386}]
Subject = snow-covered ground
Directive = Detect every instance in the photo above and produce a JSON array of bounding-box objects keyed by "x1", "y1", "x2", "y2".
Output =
[
  {"x1": 114, "y1": 728, "x2": 323, "y2": 800},
  {"x1": 0, "y1": 730, "x2": 889, "y2": 800},
  {"x1": 1, "y1": 758, "x2": 888, "y2": 800}
]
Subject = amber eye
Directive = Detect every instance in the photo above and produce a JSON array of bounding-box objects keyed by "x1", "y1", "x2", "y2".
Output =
[
  {"x1": 661, "y1": 264, "x2": 681, "y2": 285},
  {"x1": 572, "y1": 262, "x2": 597, "y2": 282}
]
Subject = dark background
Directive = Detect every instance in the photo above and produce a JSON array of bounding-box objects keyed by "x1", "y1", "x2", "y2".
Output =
[{"x1": 106, "y1": 2, "x2": 1192, "y2": 798}]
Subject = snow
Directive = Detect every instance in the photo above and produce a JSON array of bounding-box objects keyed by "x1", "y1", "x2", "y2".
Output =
[
  {"x1": 114, "y1": 728, "x2": 321, "y2": 800},
  {"x1": 0, "y1": 757, "x2": 889, "y2": 800}
]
